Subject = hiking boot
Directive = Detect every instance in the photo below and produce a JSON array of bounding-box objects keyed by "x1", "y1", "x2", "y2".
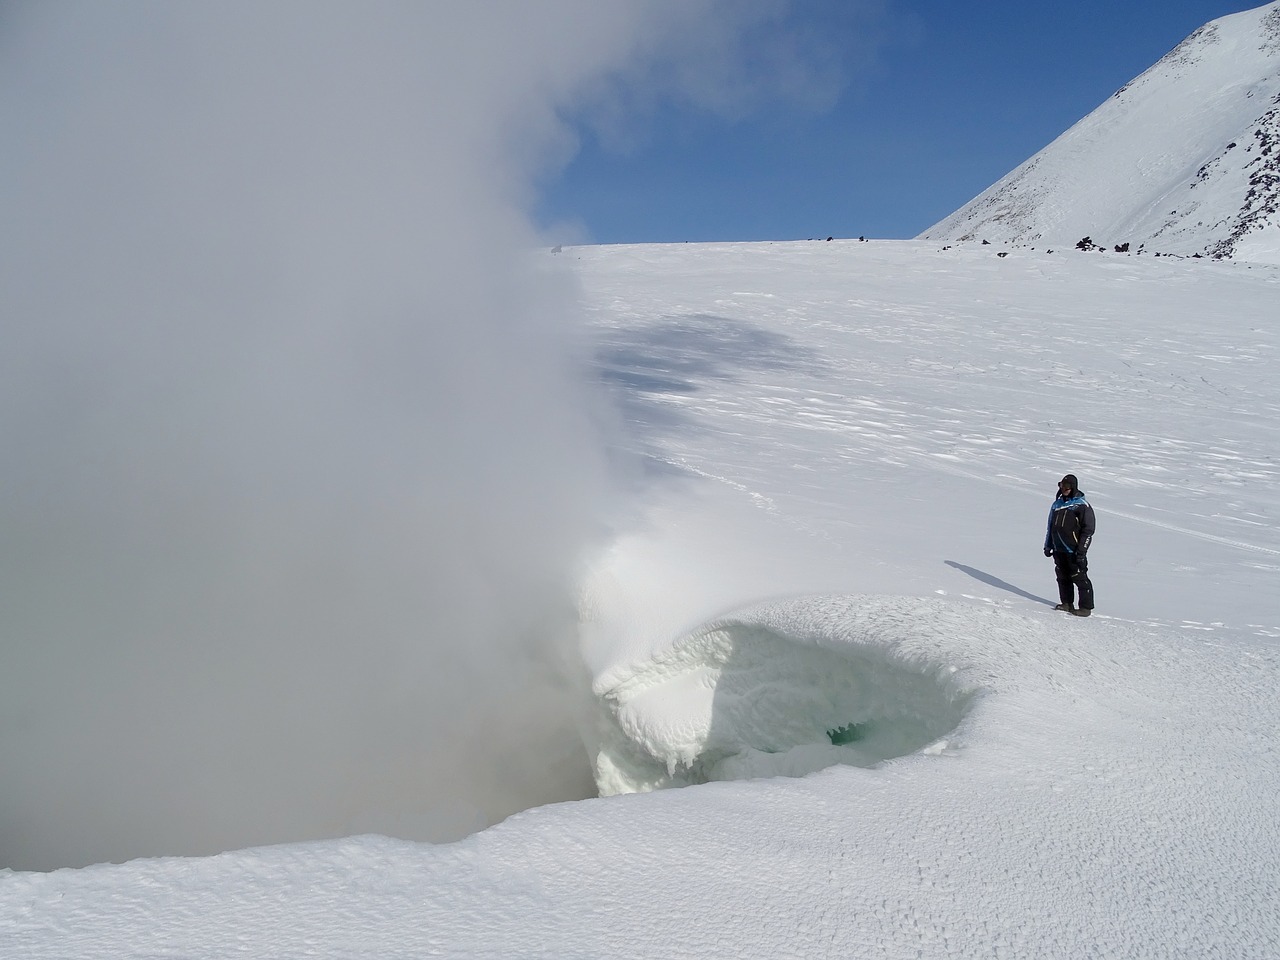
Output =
[
  {"x1": 1071, "y1": 608, "x2": 1092, "y2": 617},
  {"x1": 1053, "y1": 603, "x2": 1075, "y2": 613}
]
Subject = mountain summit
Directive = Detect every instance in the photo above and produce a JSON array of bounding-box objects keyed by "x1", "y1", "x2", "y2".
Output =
[{"x1": 920, "y1": 2, "x2": 1280, "y2": 263}]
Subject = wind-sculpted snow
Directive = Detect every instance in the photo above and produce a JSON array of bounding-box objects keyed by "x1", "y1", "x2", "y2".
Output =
[
  {"x1": 7, "y1": 594, "x2": 1278, "y2": 958},
  {"x1": 5, "y1": 236, "x2": 1280, "y2": 957},
  {"x1": 591, "y1": 598, "x2": 977, "y2": 794}
]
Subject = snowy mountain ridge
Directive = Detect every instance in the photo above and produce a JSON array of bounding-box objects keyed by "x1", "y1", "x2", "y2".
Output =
[{"x1": 920, "y1": 1, "x2": 1280, "y2": 263}]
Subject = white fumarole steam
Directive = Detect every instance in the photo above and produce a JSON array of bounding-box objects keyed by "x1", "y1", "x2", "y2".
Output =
[{"x1": 0, "y1": 0, "x2": 841, "y2": 870}]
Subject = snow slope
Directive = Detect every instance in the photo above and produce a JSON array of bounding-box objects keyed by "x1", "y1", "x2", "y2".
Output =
[
  {"x1": 920, "y1": 2, "x2": 1280, "y2": 263},
  {"x1": 4, "y1": 239, "x2": 1278, "y2": 958}
]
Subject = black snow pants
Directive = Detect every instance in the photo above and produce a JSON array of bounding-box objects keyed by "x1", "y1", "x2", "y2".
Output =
[{"x1": 1054, "y1": 552, "x2": 1094, "y2": 610}]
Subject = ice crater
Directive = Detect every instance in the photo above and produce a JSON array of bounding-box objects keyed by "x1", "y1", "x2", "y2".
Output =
[{"x1": 590, "y1": 601, "x2": 976, "y2": 795}]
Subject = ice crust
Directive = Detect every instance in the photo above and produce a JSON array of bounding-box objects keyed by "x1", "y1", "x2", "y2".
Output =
[{"x1": 591, "y1": 597, "x2": 976, "y2": 794}]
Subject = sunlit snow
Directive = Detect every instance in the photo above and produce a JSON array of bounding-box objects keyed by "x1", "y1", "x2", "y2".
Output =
[
  {"x1": 5, "y1": 1, "x2": 1280, "y2": 956},
  {"x1": 6, "y1": 238, "x2": 1278, "y2": 959},
  {"x1": 922, "y1": 1, "x2": 1280, "y2": 262}
]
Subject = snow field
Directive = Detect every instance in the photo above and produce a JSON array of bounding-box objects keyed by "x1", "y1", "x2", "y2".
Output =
[
  {"x1": 4, "y1": 238, "x2": 1279, "y2": 958},
  {"x1": 579, "y1": 240, "x2": 1280, "y2": 642},
  {"x1": 7, "y1": 2, "x2": 1280, "y2": 956},
  {"x1": 6, "y1": 597, "x2": 1275, "y2": 958}
]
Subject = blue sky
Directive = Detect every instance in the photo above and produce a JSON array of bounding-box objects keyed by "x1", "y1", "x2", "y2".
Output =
[{"x1": 537, "y1": 1, "x2": 1264, "y2": 244}]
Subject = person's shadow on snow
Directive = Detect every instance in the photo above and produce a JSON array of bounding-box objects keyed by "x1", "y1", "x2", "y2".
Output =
[{"x1": 945, "y1": 560, "x2": 1055, "y2": 607}]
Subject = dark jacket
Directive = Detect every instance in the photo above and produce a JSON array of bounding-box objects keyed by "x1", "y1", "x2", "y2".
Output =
[{"x1": 1045, "y1": 491, "x2": 1095, "y2": 556}]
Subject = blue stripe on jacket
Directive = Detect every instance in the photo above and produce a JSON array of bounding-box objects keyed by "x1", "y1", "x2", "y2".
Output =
[{"x1": 1045, "y1": 494, "x2": 1091, "y2": 554}]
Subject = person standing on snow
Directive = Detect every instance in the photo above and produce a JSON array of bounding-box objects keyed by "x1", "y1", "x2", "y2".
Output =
[{"x1": 1044, "y1": 473, "x2": 1095, "y2": 616}]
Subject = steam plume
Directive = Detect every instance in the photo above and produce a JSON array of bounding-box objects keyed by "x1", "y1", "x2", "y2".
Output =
[{"x1": 0, "y1": 0, "x2": 836, "y2": 869}]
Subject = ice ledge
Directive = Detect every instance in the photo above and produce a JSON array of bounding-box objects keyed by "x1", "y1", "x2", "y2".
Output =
[{"x1": 588, "y1": 596, "x2": 985, "y2": 795}]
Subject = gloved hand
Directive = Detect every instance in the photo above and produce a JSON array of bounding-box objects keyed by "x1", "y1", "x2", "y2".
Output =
[{"x1": 1044, "y1": 547, "x2": 1052, "y2": 557}]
